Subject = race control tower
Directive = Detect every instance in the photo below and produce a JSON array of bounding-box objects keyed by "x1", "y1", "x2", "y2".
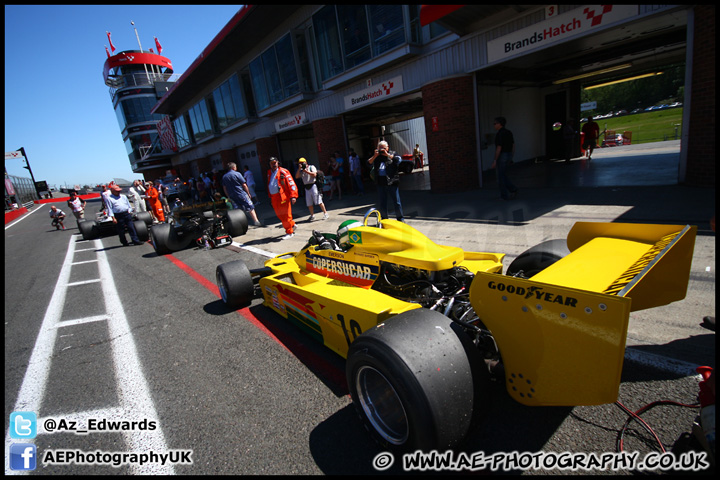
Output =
[{"x1": 103, "y1": 48, "x2": 177, "y2": 179}]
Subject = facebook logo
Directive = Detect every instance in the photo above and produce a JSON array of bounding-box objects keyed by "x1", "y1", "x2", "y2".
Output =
[
  {"x1": 9, "y1": 444, "x2": 37, "y2": 470},
  {"x1": 10, "y1": 411, "x2": 37, "y2": 439}
]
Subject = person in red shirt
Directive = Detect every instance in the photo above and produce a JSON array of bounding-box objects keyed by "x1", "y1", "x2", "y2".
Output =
[
  {"x1": 581, "y1": 116, "x2": 600, "y2": 160},
  {"x1": 266, "y1": 157, "x2": 298, "y2": 239}
]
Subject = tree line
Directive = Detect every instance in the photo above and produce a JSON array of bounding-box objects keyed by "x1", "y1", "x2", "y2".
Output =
[{"x1": 581, "y1": 64, "x2": 685, "y2": 115}]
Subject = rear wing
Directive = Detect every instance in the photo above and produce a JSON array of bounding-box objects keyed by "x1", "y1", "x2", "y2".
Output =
[
  {"x1": 173, "y1": 199, "x2": 229, "y2": 216},
  {"x1": 534, "y1": 222, "x2": 697, "y2": 311},
  {"x1": 470, "y1": 222, "x2": 696, "y2": 407}
]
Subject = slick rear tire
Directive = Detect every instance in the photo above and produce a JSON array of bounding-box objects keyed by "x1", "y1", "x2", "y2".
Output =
[
  {"x1": 78, "y1": 220, "x2": 99, "y2": 240},
  {"x1": 150, "y1": 223, "x2": 176, "y2": 255},
  {"x1": 136, "y1": 211, "x2": 153, "y2": 227},
  {"x1": 133, "y1": 220, "x2": 149, "y2": 242},
  {"x1": 506, "y1": 239, "x2": 570, "y2": 278},
  {"x1": 216, "y1": 260, "x2": 254, "y2": 309},
  {"x1": 346, "y1": 309, "x2": 489, "y2": 451},
  {"x1": 226, "y1": 209, "x2": 249, "y2": 237}
]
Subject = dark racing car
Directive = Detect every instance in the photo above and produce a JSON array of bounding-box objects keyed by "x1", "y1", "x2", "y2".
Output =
[
  {"x1": 150, "y1": 198, "x2": 248, "y2": 255},
  {"x1": 78, "y1": 208, "x2": 153, "y2": 242}
]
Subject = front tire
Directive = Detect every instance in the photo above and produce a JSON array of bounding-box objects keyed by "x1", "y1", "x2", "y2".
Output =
[
  {"x1": 346, "y1": 309, "x2": 489, "y2": 451},
  {"x1": 216, "y1": 260, "x2": 254, "y2": 309}
]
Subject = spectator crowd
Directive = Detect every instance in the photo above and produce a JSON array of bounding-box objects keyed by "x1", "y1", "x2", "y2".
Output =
[{"x1": 46, "y1": 141, "x2": 431, "y2": 246}]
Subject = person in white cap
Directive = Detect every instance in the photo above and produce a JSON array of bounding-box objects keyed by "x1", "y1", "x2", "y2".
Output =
[{"x1": 106, "y1": 184, "x2": 142, "y2": 246}]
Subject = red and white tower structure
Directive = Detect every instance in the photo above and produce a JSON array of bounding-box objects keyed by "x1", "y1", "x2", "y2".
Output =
[{"x1": 103, "y1": 44, "x2": 177, "y2": 179}]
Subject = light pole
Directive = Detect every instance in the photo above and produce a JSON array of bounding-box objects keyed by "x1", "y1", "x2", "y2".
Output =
[{"x1": 18, "y1": 147, "x2": 42, "y2": 200}]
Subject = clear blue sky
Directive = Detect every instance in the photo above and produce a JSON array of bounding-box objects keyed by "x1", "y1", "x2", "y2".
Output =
[{"x1": 4, "y1": 5, "x2": 242, "y2": 188}]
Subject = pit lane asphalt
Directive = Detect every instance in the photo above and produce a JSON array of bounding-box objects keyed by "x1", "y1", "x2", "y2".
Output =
[{"x1": 4, "y1": 140, "x2": 714, "y2": 474}]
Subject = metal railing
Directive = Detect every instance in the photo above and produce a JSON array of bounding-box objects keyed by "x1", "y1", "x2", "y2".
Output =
[
  {"x1": 5, "y1": 174, "x2": 38, "y2": 209},
  {"x1": 107, "y1": 72, "x2": 182, "y2": 98}
]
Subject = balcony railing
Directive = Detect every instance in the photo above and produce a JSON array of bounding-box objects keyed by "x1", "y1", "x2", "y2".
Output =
[{"x1": 107, "y1": 72, "x2": 182, "y2": 97}]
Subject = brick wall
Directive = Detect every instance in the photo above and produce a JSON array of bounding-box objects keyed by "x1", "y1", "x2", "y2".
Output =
[
  {"x1": 176, "y1": 164, "x2": 192, "y2": 180},
  {"x1": 684, "y1": 5, "x2": 715, "y2": 187},
  {"x1": 196, "y1": 157, "x2": 212, "y2": 174},
  {"x1": 219, "y1": 149, "x2": 236, "y2": 170},
  {"x1": 422, "y1": 76, "x2": 478, "y2": 193},
  {"x1": 256, "y1": 136, "x2": 280, "y2": 180},
  {"x1": 312, "y1": 117, "x2": 347, "y2": 171}
]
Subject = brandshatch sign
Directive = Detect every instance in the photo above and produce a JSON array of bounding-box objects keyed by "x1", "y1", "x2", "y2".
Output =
[
  {"x1": 344, "y1": 76, "x2": 404, "y2": 111},
  {"x1": 487, "y1": 5, "x2": 638, "y2": 63}
]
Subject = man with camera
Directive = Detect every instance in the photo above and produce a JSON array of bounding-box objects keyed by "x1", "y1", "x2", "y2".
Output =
[
  {"x1": 295, "y1": 157, "x2": 329, "y2": 222},
  {"x1": 367, "y1": 140, "x2": 404, "y2": 222}
]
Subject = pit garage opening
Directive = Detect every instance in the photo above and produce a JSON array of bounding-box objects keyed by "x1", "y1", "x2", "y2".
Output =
[
  {"x1": 343, "y1": 91, "x2": 430, "y2": 191},
  {"x1": 451, "y1": 5, "x2": 690, "y2": 184}
]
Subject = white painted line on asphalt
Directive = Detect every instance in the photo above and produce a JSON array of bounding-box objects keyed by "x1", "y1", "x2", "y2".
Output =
[
  {"x1": 53, "y1": 315, "x2": 109, "y2": 329},
  {"x1": 5, "y1": 234, "x2": 77, "y2": 474},
  {"x1": 232, "y1": 240, "x2": 275, "y2": 258},
  {"x1": 70, "y1": 260, "x2": 99, "y2": 265},
  {"x1": 65, "y1": 279, "x2": 101, "y2": 287},
  {"x1": 5, "y1": 235, "x2": 175, "y2": 475},
  {"x1": 94, "y1": 239, "x2": 175, "y2": 474}
]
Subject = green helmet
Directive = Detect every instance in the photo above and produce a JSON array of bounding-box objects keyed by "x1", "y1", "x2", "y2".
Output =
[{"x1": 337, "y1": 220, "x2": 363, "y2": 247}]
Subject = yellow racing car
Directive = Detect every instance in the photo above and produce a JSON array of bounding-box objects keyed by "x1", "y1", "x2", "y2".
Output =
[{"x1": 216, "y1": 208, "x2": 697, "y2": 451}]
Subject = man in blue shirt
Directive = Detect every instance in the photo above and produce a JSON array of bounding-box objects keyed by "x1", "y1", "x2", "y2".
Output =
[
  {"x1": 222, "y1": 162, "x2": 262, "y2": 226},
  {"x1": 106, "y1": 185, "x2": 143, "y2": 246}
]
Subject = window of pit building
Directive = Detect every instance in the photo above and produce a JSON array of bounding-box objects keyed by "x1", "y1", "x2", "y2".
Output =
[
  {"x1": 173, "y1": 115, "x2": 191, "y2": 149},
  {"x1": 187, "y1": 99, "x2": 213, "y2": 142},
  {"x1": 249, "y1": 34, "x2": 301, "y2": 111},
  {"x1": 312, "y1": 5, "x2": 343, "y2": 81},
  {"x1": 368, "y1": 5, "x2": 405, "y2": 56},
  {"x1": 312, "y1": 5, "x2": 410, "y2": 82},
  {"x1": 116, "y1": 95, "x2": 164, "y2": 127},
  {"x1": 294, "y1": 30, "x2": 317, "y2": 92},
  {"x1": 212, "y1": 73, "x2": 247, "y2": 130},
  {"x1": 338, "y1": 4, "x2": 371, "y2": 68}
]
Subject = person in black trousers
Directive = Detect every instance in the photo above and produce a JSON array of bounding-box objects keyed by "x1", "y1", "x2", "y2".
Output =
[{"x1": 106, "y1": 185, "x2": 143, "y2": 246}]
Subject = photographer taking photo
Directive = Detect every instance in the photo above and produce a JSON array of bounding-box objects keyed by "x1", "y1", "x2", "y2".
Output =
[
  {"x1": 295, "y1": 157, "x2": 329, "y2": 222},
  {"x1": 368, "y1": 140, "x2": 404, "y2": 222}
]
